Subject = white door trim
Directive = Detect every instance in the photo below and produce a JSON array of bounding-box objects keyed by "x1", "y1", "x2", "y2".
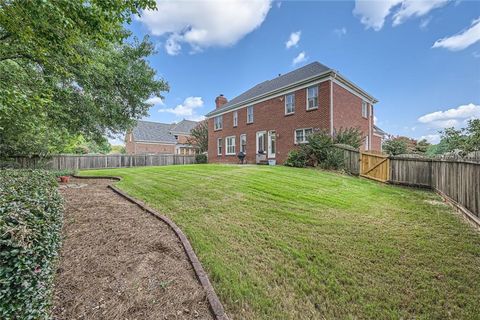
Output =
[{"x1": 268, "y1": 130, "x2": 276, "y2": 158}]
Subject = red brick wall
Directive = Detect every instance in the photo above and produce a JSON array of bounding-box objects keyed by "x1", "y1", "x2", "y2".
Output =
[
  {"x1": 208, "y1": 81, "x2": 331, "y2": 164},
  {"x1": 125, "y1": 133, "x2": 176, "y2": 154},
  {"x1": 372, "y1": 135, "x2": 382, "y2": 152},
  {"x1": 332, "y1": 83, "x2": 375, "y2": 151}
]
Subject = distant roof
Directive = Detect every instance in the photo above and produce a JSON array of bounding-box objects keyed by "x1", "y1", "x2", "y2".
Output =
[
  {"x1": 206, "y1": 61, "x2": 378, "y2": 118},
  {"x1": 170, "y1": 119, "x2": 198, "y2": 134},
  {"x1": 132, "y1": 119, "x2": 197, "y2": 143}
]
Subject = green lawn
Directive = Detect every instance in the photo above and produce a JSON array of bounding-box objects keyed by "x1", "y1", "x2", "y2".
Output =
[{"x1": 80, "y1": 164, "x2": 480, "y2": 319}]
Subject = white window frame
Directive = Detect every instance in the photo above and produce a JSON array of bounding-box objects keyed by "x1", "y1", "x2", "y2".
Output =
[
  {"x1": 306, "y1": 86, "x2": 318, "y2": 110},
  {"x1": 268, "y1": 130, "x2": 276, "y2": 158},
  {"x1": 362, "y1": 101, "x2": 368, "y2": 118},
  {"x1": 217, "y1": 138, "x2": 222, "y2": 156},
  {"x1": 285, "y1": 93, "x2": 295, "y2": 115},
  {"x1": 240, "y1": 134, "x2": 247, "y2": 153},
  {"x1": 233, "y1": 111, "x2": 238, "y2": 127},
  {"x1": 214, "y1": 115, "x2": 223, "y2": 131},
  {"x1": 247, "y1": 106, "x2": 254, "y2": 124},
  {"x1": 364, "y1": 135, "x2": 369, "y2": 150},
  {"x1": 225, "y1": 136, "x2": 236, "y2": 155},
  {"x1": 294, "y1": 128, "x2": 313, "y2": 144}
]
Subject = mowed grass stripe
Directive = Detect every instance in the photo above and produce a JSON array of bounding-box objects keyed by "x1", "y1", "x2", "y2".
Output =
[{"x1": 80, "y1": 164, "x2": 480, "y2": 320}]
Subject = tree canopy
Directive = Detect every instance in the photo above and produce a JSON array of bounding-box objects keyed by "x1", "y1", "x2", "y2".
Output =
[{"x1": 0, "y1": 0, "x2": 168, "y2": 157}]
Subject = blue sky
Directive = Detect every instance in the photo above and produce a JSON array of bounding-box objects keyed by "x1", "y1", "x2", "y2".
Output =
[{"x1": 124, "y1": 0, "x2": 480, "y2": 144}]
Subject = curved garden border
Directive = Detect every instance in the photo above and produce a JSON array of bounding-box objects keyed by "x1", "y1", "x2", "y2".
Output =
[{"x1": 73, "y1": 175, "x2": 229, "y2": 320}]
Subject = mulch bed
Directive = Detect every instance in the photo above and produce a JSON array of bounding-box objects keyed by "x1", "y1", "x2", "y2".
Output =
[{"x1": 52, "y1": 178, "x2": 213, "y2": 320}]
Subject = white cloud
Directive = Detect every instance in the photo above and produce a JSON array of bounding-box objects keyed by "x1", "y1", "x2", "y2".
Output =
[
  {"x1": 334, "y1": 27, "x2": 347, "y2": 37},
  {"x1": 146, "y1": 96, "x2": 164, "y2": 106},
  {"x1": 418, "y1": 103, "x2": 480, "y2": 128},
  {"x1": 419, "y1": 16, "x2": 432, "y2": 29},
  {"x1": 285, "y1": 31, "x2": 301, "y2": 49},
  {"x1": 276, "y1": 1, "x2": 282, "y2": 8},
  {"x1": 139, "y1": 0, "x2": 272, "y2": 55},
  {"x1": 374, "y1": 115, "x2": 378, "y2": 124},
  {"x1": 292, "y1": 51, "x2": 307, "y2": 65},
  {"x1": 353, "y1": 0, "x2": 448, "y2": 31},
  {"x1": 432, "y1": 17, "x2": 480, "y2": 51},
  {"x1": 159, "y1": 96, "x2": 204, "y2": 118},
  {"x1": 419, "y1": 134, "x2": 441, "y2": 144}
]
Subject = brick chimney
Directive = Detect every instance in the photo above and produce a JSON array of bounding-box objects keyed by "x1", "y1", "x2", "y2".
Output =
[{"x1": 215, "y1": 94, "x2": 228, "y2": 108}]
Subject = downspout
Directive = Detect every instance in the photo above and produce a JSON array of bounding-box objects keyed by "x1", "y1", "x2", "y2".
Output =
[{"x1": 330, "y1": 72, "x2": 337, "y2": 136}]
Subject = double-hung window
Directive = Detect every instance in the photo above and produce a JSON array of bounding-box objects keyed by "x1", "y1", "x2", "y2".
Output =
[
  {"x1": 217, "y1": 138, "x2": 222, "y2": 155},
  {"x1": 362, "y1": 101, "x2": 368, "y2": 118},
  {"x1": 247, "y1": 106, "x2": 254, "y2": 123},
  {"x1": 285, "y1": 93, "x2": 295, "y2": 114},
  {"x1": 214, "y1": 115, "x2": 223, "y2": 130},
  {"x1": 295, "y1": 128, "x2": 313, "y2": 144},
  {"x1": 306, "y1": 86, "x2": 318, "y2": 110},
  {"x1": 226, "y1": 136, "x2": 236, "y2": 155},
  {"x1": 240, "y1": 134, "x2": 247, "y2": 153},
  {"x1": 233, "y1": 111, "x2": 238, "y2": 127}
]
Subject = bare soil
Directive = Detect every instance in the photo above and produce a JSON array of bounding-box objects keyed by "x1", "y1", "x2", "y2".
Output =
[{"x1": 52, "y1": 178, "x2": 213, "y2": 320}]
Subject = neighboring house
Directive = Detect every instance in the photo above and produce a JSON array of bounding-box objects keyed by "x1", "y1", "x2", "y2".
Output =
[
  {"x1": 205, "y1": 61, "x2": 379, "y2": 164},
  {"x1": 372, "y1": 125, "x2": 387, "y2": 151},
  {"x1": 125, "y1": 119, "x2": 198, "y2": 155}
]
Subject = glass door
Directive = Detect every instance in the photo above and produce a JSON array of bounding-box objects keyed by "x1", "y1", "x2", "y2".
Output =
[{"x1": 268, "y1": 130, "x2": 276, "y2": 158}]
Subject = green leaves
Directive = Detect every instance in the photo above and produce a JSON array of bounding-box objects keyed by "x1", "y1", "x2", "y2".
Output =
[{"x1": 0, "y1": 170, "x2": 63, "y2": 319}]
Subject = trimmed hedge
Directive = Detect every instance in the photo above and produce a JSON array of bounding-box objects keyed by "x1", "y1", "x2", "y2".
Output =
[
  {"x1": 195, "y1": 153, "x2": 208, "y2": 164},
  {"x1": 0, "y1": 170, "x2": 63, "y2": 319}
]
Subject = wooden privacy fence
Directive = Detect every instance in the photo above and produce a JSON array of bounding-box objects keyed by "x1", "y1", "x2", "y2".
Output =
[
  {"x1": 334, "y1": 146, "x2": 480, "y2": 224},
  {"x1": 14, "y1": 154, "x2": 196, "y2": 170}
]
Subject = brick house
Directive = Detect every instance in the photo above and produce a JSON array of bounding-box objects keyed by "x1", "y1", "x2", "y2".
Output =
[
  {"x1": 125, "y1": 119, "x2": 198, "y2": 155},
  {"x1": 205, "y1": 62, "x2": 379, "y2": 164}
]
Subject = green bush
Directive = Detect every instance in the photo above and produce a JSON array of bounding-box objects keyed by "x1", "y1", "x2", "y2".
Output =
[
  {"x1": 284, "y1": 149, "x2": 307, "y2": 168},
  {"x1": 0, "y1": 170, "x2": 63, "y2": 319},
  {"x1": 320, "y1": 148, "x2": 344, "y2": 170},
  {"x1": 334, "y1": 127, "x2": 362, "y2": 149},
  {"x1": 49, "y1": 169, "x2": 76, "y2": 178},
  {"x1": 195, "y1": 153, "x2": 208, "y2": 164}
]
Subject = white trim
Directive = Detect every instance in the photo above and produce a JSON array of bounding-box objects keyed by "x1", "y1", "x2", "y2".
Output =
[
  {"x1": 268, "y1": 130, "x2": 276, "y2": 158},
  {"x1": 233, "y1": 111, "x2": 238, "y2": 127},
  {"x1": 333, "y1": 78, "x2": 376, "y2": 105},
  {"x1": 369, "y1": 104, "x2": 373, "y2": 150},
  {"x1": 361, "y1": 101, "x2": 368, "y2": 118},
  {"x1": 284, "y1": 93, "x2": 295, "y2": 115},
  {"x1": 246, "y1": 105, "x2": 254, "y2": 124},
  {"x1": 329, "y1": 79, "x2": 334, "y2": 135},
  {"x1": 294, "y1": 128, "x2": 313, "y2": 144},
  {"x1": 373, "y1": 133, "x2": 383, "y2": 138},
  {"x1": 217, "y1": 138, "x2": 222, "y2": 156},
  {"x1": 225, "y1": 135, "x2": 236, "y2": 155},
  {"x1": 306, "y1": 85, "x2": 319, "y2": 111},
  {"x1": 256, "y1": 131, "x2": 267, "y2": 154},
  {"x1": 214, "y1": 115, "x2": 223, "y2": 131},
  {"x1": 208, "y1": 77, "x2": 331, "y2": 118}
]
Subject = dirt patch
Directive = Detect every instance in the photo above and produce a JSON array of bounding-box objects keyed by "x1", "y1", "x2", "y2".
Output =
[{"x1": 52, "y1": 178, "x2": 213, "y2": 320}]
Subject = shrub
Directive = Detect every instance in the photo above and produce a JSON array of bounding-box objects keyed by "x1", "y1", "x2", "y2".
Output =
[
  {"x1": 0, "y1": 170, "x2": 63, "y2": 319},
  {"x1": 284, "y1": 149, "x2": 308, "y2": 167},
  {"x1": 49, "y1": 169, "x2": 76, "y2": 178},
  {"x1": 195, "y1": 153, "x2": 208, "y2": 164},
  {"x1": 320, "y1": 148, "x2": 345, "y2": 170},
  {"x1": 333, "y1": 127, "x2": 362, "y2": 149}
]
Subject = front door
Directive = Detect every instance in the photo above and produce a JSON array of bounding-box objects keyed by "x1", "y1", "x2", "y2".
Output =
[{"x1": 268, "y1": 130, "x2": 276, "y2": 158}]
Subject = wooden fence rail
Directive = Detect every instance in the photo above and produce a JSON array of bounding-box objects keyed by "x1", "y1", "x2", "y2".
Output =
[
  {"x1": 334, "y1": 146, "x2": 480, "y2": 223},
  {"x1": 14, "y1": 154, "x2": 196, "y2": 170}
]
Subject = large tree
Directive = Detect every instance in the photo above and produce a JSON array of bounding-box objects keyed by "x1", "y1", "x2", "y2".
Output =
[
  {"x1": 0, "y1": 1, "x2": 168, "y2": 157},
  {"x1": 186, "y1": 120, "x2": 208, "y2": 153}
]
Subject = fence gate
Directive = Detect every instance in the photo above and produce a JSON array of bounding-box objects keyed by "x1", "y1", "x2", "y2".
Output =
[{"x1": 360, "y1": 152, "x2": 390, "y2": 182}]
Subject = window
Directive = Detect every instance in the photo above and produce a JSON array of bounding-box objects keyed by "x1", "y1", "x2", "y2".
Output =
[
  {"x1": 295, "y1": 128, "x2": 313, "y2": 144},
  {"x1": 306, "y1": 86, "x2": 318, "y2": 110},
  {"x1": 362, "y1": 101, "x2": 368, "y2": 118},
  {"x1": 247, "y1": 105, "x2": 254, "y2": 123},
  {"x1": 268, "y1": 131, "x2": 276, "y2": 158},
  {"x1": 214, "y1": 115, "x2": 223, "y2": 130},
  {"x1": 240, "y1": 134, "x2": 247, "y2": 153},
  {"x1": 256, "y1": 131, "x2": 266, "y2": 154},
  {"x1": 217, "y1": 138, "x2": 222, "y2": 155},
  {"x1": 364, "y1": 135, "x2": 369, "y2": 150},
  {"x1": 285, "y1": 93, "x2": 295, "y2": 114},
  {"x1": 233, "y1": 111, "x2": 238, "y2": 127},
  {"x1": 226, "y1": 136, "x2": 236, "y2": 155}
]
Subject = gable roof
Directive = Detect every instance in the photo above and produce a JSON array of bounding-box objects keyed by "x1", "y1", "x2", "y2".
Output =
[
  {"x1": 206, "y1": 61, "x2": 377, "y2": 118},
  {"x1": 132, "y1": 119, "x2": 197, "y2": 143},
  {"x1": 170, "y1": 119, "x2": 198, "y2": 134}
]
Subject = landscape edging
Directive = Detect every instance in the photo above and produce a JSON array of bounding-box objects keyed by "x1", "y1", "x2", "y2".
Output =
[{"x1": 72, "y1": 175, "x2": 229, "y2": 320}]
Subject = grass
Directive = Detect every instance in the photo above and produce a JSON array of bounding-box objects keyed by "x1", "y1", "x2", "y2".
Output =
[{"x1": 80, "y1": 164, "x2": 480, "y2": 319}]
